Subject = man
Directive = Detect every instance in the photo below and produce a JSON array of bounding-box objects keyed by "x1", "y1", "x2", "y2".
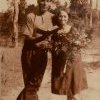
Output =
[{"x1": 16, "y1": 0, "x2": 54, "y2": 100}]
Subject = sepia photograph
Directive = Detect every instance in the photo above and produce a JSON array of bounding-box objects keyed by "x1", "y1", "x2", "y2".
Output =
[{"x1": 0, "y1": 0, "x2": 100, "y2": 100}]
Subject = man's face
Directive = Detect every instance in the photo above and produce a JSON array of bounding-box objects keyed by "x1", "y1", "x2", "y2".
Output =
[{"x1": 38, "y1": 0, "x2": 50, "y2": 13}]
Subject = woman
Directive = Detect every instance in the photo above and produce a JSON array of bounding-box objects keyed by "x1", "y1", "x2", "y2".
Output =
[{"x1": 51, "y1": 9, "x2": 88, "y2": 100}]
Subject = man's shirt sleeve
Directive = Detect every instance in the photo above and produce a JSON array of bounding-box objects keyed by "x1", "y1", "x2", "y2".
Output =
[{"x1": 24, "y1": 13, "x2": 35, "y2": 37}]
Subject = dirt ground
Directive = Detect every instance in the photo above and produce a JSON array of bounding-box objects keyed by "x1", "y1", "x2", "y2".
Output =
[{"x1": 0, "y1": 47, "x2": 100, "y2": 100}]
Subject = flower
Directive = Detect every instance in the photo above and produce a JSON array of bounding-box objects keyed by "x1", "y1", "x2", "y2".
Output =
[{"x1": 57, "y1": 28, "x2": 90, "y2": 49}]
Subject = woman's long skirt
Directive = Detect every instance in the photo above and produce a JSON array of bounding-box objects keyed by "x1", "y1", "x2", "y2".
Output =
[
  {"x1": 51, "y1": 50, "x2": 88, "y2": 96},
  {"x1": 17, "y1": 41, "x2": 48, "y2": 100}
]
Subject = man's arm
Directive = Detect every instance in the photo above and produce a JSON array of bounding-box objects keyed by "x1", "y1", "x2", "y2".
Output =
[
  {"x1": 36, "y1": 27, "x2": 59, "y2": 35},
  {"x1": 26, "y1": 27, "x2": 59, "y2": 44}
]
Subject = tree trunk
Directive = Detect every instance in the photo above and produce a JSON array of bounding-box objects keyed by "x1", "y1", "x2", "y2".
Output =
[
  {"x1": 85, "y1": 14, "x2": 88, "y2": 26},
  {"x1": 89, "y1": 0, "x2": 92, "y2": 28},
  {"x1": 13, "y1": 0, "x2": 19, "y2": 47},
  {"x1": 96, "y1": 0, "x2": 99, "y2": 20}
]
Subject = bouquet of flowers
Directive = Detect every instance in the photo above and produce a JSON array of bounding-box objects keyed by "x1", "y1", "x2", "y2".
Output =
[{"x1": 56, "y1": 27, "x2": 90, "y2": 50}]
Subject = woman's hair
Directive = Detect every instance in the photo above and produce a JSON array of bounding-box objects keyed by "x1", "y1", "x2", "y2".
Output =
[
  {"x1": 52, "y1": 7, "x2": 69, "y2": 26},
  {"x1": 56, "y1": 7, "x2": 68, "y2": 16}
]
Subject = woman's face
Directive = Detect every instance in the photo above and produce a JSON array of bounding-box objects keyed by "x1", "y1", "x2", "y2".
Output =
[
  {"x1": 58, "y1": 11, "x2": 68, "y2": 26},
  {"x1": 38, "y1": 0, "x2": 50, "y2": 13}
]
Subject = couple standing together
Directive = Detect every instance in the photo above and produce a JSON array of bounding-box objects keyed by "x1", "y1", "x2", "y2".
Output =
[{"x1": 17, "y1": 0, "x2": 88, "y2": 100}]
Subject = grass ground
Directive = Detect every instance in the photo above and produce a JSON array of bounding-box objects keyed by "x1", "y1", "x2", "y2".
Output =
[{"x1": 0, "y1": 46, "x2": 100, "y2": 100}]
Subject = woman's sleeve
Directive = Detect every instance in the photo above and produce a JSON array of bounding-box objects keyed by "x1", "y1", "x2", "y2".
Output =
[
  {"x1": 70, "y1": 27, "x2": 80, "y2": 41},
  {"x1": 71, "y1": 27, "x2": 79, "y2": 36},
  {"x1": 71, "y1": 27, "x2": 89, "y2": 47}
]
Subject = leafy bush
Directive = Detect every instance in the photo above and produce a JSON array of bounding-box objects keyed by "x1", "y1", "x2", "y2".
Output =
[{"x1": 0, "y1": 9, "x2": 13, "y2": 36}]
